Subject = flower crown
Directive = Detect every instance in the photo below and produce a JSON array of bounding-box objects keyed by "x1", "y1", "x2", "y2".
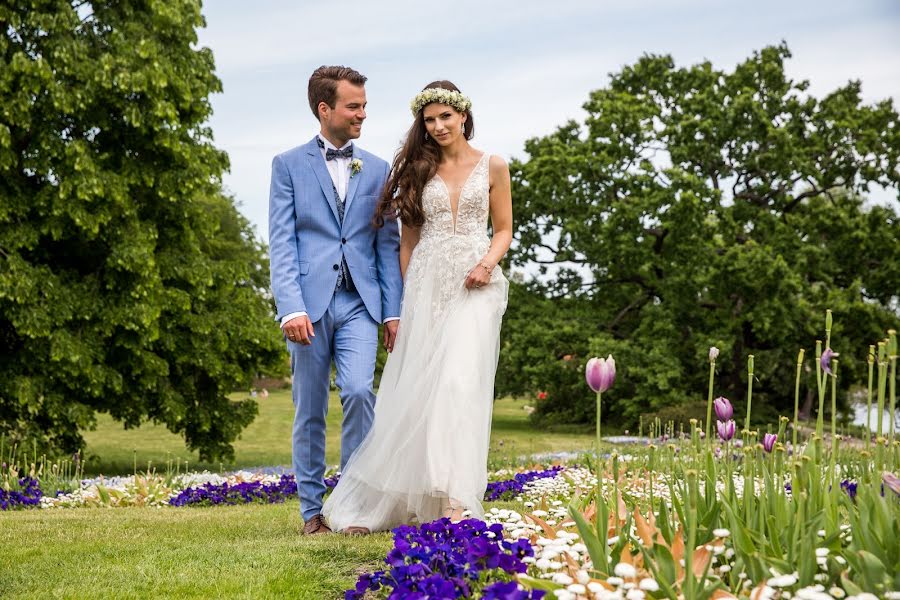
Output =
[{"x1": 409, "y1": 87, "x2": 472, "y2": 117}]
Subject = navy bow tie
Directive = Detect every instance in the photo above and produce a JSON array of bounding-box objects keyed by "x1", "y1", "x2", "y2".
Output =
[
  {"x1": 317, "y1": 137, "x2": 353, "y2": 160},
  {"x1": 326, "y1": 147, "x2": 353, "y2": 160}
]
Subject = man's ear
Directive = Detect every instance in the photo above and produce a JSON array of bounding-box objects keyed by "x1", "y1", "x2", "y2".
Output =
[{"x1": 318, "y1": 101, "x2": 329, "y2": 121}]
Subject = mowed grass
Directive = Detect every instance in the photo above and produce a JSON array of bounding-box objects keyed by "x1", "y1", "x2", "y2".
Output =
[
  {"x1": 2, "y1": 391, "x2": 597, "y2": 598},
  {"x1": 80, "y1": 390, "x2": 597, "y2": 475},
  {"x1": 0, "y1": 502, "x2": 391, "y2": 599}
]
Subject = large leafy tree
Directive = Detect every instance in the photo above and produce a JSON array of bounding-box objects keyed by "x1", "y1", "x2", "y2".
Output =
[
  {"x1": 0, "y1": 1, "x2": 284, "y2": 459},
  {"x1": 502, "y1": 44, "x2": 900, "y2": 426}
]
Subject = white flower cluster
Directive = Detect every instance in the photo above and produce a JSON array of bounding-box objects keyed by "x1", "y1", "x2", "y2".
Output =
[
  {"x1": 37, "y1": 469, "x2": 288, "y2": 509},
  {"x1": 409, "y1": 87, "x2": 472, "y2": 117}
]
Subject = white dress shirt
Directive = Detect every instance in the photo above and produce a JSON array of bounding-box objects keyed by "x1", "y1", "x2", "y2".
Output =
[{"x1": 281, "y1": 135, "x2": 398, "y2": 328}]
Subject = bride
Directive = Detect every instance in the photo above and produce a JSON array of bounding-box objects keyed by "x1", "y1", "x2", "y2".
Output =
[{"x1": 322, "y1": 81, "x2": 512, "y2": 533}]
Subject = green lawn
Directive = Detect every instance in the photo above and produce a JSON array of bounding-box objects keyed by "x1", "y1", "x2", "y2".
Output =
[
  {"x1": 80, "y1": 390, "x2": 597, "y2": 475},
  {"x1": 1, "y1": 391, "x2": 597, "y2": 598},
  {"x1": 0, "y1": 502, "x2": 390, "y2": 599}
]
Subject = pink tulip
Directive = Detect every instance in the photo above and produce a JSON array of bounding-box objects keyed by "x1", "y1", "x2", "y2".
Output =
[
  {"x1": 585, "y1": 355, "x2": 616, "y2": 393},
  {"x1": 884, "y1": 472, "x2": 900, "y2": 496},
  {"x1": 713, "y1": 396, "x2": 733, "y2": 421},
  {"x1": 717, "y1": 419, "x2": 736, "y2": 441},
  {"x1": 763, "y1": 433, "x2": 777, "y2": 453}
]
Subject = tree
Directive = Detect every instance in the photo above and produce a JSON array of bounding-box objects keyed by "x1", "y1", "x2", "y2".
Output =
[
  {"x1": 0, "y1": 1, "x2": 284, "y2": 460},
  {"x1": 501, "y1": 43, "x2": 900, "y2": 426}
]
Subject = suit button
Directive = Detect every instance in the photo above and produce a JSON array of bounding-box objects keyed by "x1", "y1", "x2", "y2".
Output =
[
  {"x1": 341, "y1": 238, "x2": 346, "y2": 244},
  {"x1": 333, "y1": 264, "x2": 339, "y2": 270}
]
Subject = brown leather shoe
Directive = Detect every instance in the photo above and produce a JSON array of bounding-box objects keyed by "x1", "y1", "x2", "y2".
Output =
[
  {"x1": 344, "y1": 526, "x2": 371, "y2": 536},
  {"x1": 303, "y1": 514, "x2": 332, "y2": 535}
]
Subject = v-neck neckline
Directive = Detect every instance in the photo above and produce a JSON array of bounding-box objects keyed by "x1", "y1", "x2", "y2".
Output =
[{"x1": 434, "y1": 152, "x2": 487, "y2": 232}]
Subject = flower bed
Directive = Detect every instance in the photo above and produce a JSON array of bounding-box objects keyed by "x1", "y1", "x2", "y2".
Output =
[
  {"x1": 0, "y1": 466, "x2": 571, "y2": 510},
  {"x1": 0, "y1": 477, "x2": 41, "y2": 510},
  {"x1": 347, "y1": 518, "x2": 544, "y2": 600}
]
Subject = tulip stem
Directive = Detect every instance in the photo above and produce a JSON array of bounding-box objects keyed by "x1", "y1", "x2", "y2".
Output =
[
  {"x1": 596, "y1": 390, "x2": 602, "y2": 503},
  {"x1": 705, "y1": 360, "x2": 716, "y2": 448}
]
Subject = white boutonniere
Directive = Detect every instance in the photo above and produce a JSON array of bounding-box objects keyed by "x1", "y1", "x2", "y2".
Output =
[{"x1": 350, "y1": 159, "x2": 363, "y2": 178}]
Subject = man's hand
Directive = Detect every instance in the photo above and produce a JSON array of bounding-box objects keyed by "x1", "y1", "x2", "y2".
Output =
[
  {"x1": 383, "y1": 320, "x2": 399, "y2": 353},
  {"x1": 283, "y1": 315, "x2": 315, "y2": 345}
]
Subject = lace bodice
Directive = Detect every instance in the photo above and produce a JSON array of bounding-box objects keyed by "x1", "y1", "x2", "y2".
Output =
[
  {"x1": 420, "y1": 152, "x2": 491, "y2": 240},
  {"x1": 404, "y1": 152, "x2": 504, "y2": 320}
]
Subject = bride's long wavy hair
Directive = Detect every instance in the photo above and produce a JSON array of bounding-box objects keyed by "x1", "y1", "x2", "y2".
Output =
[{"x1": 375, "y1": 80, "x2": 475, "y2": 228}]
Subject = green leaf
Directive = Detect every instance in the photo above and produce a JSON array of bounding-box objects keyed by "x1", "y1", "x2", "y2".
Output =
[{"x1": 569, "y1": 503, "x2": 609, "y2": 576}]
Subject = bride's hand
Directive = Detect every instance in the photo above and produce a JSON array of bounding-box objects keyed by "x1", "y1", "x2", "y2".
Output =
[{"x1": 464, "y1": 261, "x2": 493, "y2": 290}]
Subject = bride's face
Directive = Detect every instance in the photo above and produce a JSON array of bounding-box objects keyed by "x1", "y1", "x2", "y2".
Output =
[{"x1": 423, "y1": 103, "x2": 466, "y2": 146}]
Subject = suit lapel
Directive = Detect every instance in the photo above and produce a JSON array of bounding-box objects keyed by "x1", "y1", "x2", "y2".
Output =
[
  {"x1": 305, "y1": 138, "x2": 340, "y2": 225},
  {"x1": 344, "y1": 149, "x2": 362, "y2": 215}
]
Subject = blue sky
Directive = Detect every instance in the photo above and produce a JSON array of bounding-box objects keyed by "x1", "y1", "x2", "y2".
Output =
[{"x1": 195, "y1": 0, "x2": 900, "y2": 238}]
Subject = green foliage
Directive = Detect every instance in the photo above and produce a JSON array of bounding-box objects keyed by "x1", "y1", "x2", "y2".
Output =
[
  {"x1": 501, "y1": 43, "x2": 900, "y2": 426},
  {"x1": 0, "y1": 1, "x2": 284, "y2": 460}
]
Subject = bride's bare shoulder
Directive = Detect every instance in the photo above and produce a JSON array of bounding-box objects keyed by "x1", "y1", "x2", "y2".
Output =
[{"x1": 488, "y1": 155, "x2": 509, "y2": 183}]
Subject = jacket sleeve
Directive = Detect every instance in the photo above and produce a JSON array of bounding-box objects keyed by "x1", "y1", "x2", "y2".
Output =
[
  {"x1": 268, "y1": 154, "x2": 307, "y2": 321},
  {"x1": 375, "y1": 159, "x2": 403, "y2": 320}
]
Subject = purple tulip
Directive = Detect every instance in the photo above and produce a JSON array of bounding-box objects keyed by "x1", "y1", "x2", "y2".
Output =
[
  {"x1": 763, "y1": 433, "x2": 777, "y2": 453},
  {"x1": 820, "y1": 347, "x2": 838, "y2": 375},
  {"x1": 713, "y1": 396, "x2": 733, "y2": 421},
  {"x1": 585, "y1": 355, "x2": 616, "y2": 393},
  {"x1": 717, "y1": 419, "x2": 736, "y2": 441}
]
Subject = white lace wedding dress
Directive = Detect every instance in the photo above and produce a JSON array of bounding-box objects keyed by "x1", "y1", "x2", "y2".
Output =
[{"x1": 322, "y1": 152, "x2": 508, "y2": 532}]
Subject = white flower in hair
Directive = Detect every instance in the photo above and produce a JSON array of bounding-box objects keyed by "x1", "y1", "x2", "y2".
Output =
[{"x1": 410, "y1": 87, "x2": 472, "y2": 117}]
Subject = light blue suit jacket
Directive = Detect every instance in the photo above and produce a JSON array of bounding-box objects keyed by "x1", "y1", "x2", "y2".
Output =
[{"x1": 268, "y1": 137, "x2": 402, "y2": 324}]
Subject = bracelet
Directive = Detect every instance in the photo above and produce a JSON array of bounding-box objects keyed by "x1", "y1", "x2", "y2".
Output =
[{"x1": 479, "y1": 261, "x2": 494, "y2": 273}]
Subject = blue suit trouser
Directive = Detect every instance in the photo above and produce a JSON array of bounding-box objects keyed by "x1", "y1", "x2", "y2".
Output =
[{"x1": 288, "y1": 286, "x2": 378, "y2": 521}]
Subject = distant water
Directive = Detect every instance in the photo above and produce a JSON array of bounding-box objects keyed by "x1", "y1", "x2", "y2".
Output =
[{"x1": 850, "y1": 403, "x2": 898, "y2": 434}]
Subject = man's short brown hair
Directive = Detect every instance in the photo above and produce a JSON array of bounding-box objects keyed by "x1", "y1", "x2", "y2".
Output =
[{"x1": 308, "y1": 66, "x2": 367, "y2": 120}]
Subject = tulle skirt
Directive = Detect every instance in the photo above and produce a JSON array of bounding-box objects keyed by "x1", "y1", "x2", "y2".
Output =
[{"x1": 322, "y1": 235, "x2": 508, "y2": 532}]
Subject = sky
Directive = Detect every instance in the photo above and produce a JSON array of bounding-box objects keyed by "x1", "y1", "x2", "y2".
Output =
[{"x1": 195, "y1": 0, "x2": 900, "y2": 239}]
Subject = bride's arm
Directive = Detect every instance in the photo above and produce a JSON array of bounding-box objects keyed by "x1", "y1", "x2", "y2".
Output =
[
  {"x1": 465, "y1": 156, "x2": 512, "y2": 289},
  {"x1": 399, "y1": 223, "x2": 421, "y2": 281},
  {"x1": 483, "y1": 156, "x2": 513, "y2": 267}
]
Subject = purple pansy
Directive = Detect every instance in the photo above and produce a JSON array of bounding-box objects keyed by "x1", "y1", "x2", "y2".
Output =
[
  {"x1": 346, "y1": 518, "x2": 544, "y2": 600},
  {"x1": 0, "y1": 477, "x2": 43, "y2": 510}
]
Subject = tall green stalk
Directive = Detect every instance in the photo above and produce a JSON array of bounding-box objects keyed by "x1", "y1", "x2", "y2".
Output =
[
  {"x1": 866, "y1": 345, "x2": 875, "y2": 451},
  {"x1": 829, "y1": 359, "x2": 839, "y2": 489},
  {"x1": 815, "y1": 340, "x2": 826, "y2": 439},
  {"x1": 877, "y1": 341, "x2": 887, "y2": 438},
  {"x1": 705, "y1": 351, "x2": 717, "y2": 447},
  {"x1": 745, "y1": 355, "x2": 755, "y2": 433},
  {"x1": 888, "y1": 330, "x2": 896, "y2": 446},
  {"x1": 595, "y1": 389, "x2": 603, "y2": 503},
  {"x1": 793, "y1": 349, "x2": 804, "y2": 450}
]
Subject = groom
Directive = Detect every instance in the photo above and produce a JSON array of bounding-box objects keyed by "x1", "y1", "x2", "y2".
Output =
[{"x1": 268, "y1": 66, "x2": 402, "y2": 535}]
